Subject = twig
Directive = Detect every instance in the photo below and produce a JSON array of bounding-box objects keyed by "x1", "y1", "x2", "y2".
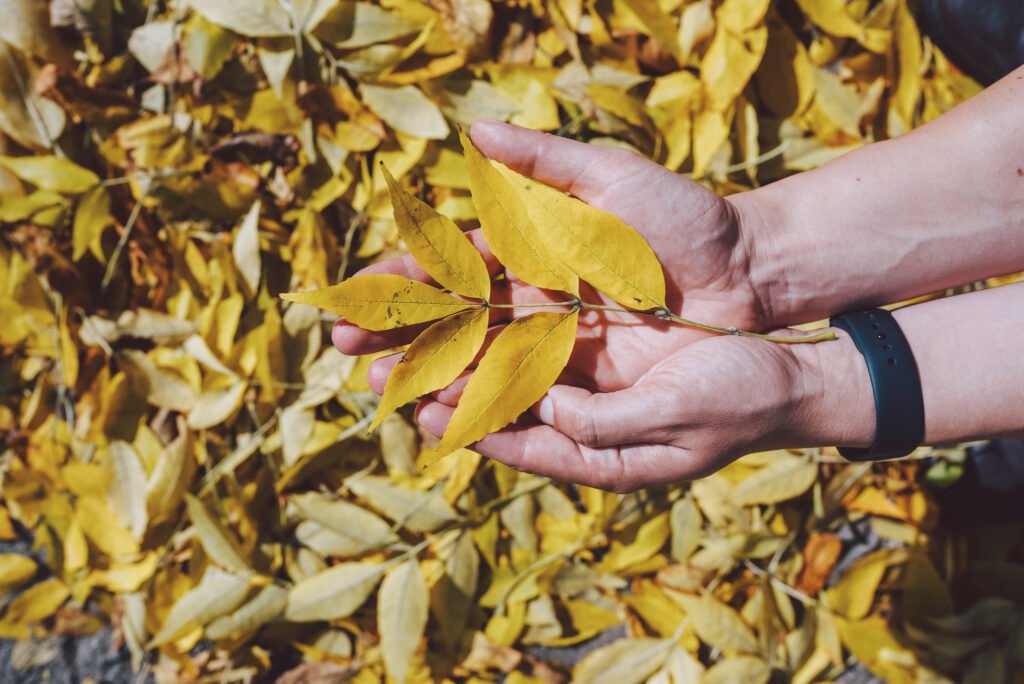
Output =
[
  {"x1": 476, "y1": 299, "x2": 835, "y2": 344},
  {"x1": 101, "y1": 177, "x2": 154, "y2": 291}
]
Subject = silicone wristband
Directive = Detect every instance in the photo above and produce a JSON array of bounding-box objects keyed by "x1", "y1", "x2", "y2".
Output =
[{"x1": 829, "y1": 309, "x2": 925, "y2": 461}]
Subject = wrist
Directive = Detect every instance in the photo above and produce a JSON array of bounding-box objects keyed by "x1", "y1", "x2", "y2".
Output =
[
  {"x1": 791, "y1": 330, "x2": 876, "y2": 449},
  {"x1": 727, "y1": 187, "x2": 814, "y2": 329}
]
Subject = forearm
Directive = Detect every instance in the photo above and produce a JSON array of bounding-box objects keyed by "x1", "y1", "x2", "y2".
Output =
[
  {"x1": 733, "y1": 65, "x2": 1024, "y2": 326},
  {"x1": 805, "y1": 282, "x2": 1024, "y2": 450}
]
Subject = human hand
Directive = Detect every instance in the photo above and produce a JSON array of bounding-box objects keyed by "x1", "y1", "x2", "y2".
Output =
[
  {"x1": 334, "y1": 120, "x2": 776, "y2": 394},
  {"x1": 366, "y1": 329, "x2": 874, "y2": 492}
]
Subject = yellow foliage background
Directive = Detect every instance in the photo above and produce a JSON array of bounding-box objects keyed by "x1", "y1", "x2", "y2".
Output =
[{"x1": 0, "y1": 0, "x2": 1018, "y2": 682}]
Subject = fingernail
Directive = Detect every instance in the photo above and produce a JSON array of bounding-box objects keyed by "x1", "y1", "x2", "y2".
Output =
[{"x1": 538, "y1": 396, "x2": 554, "y2": 424}]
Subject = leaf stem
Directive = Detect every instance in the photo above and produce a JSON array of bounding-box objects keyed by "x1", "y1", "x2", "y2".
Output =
[
  {"x1": 480, "y1": 299, "x2": 835, "y2": 343},
  {"x1": 485, "y1": 300, "x2": 579, "y2": 309}
]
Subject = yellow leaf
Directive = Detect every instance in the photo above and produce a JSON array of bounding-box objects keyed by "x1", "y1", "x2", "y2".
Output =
[
  {"x1": 622, "y1": 580, "x2": 696, "y2": 644},
  {"x1": 620, "y1": 0, "x2": 682, "y2": 60},
  {"x1": 573, "y1": 637, "x2": 670, "y2": 684},
  {"x1": 206, "y1": 585, "x2": 288, "y2": 640},
  {"x1": 64, "y1": 516, "x2": 88, "y2": 573},
  {"x1": 794, "y1": 0, "x2": 864, "y2": 40},
  {"x1": 313, "y1": 1, "x2": 418, "y2": 48},
  {"x1": 280, "y1": 274, "x2": 475, "y2": 331},
  {"x1": 185, "y1": 494, "x2": 251, "y2": 574},
  {"x1": 77, "y1": 496, "x2": 138, "y2": 556},
  {"x1": 285, "y1": 562, "x2": 384, "y2": 622},
  {"x1": 0, "y1": 155, "x2": 98, "y2": 194},
  {"x1": 460, "y1": 130, "x2": 578, "y2": 295},
  {"x1": 891, "y1": 0, "x2": 922, "y2": 130},
  {"x1": 588, "y1": 84, "x2": 651, "y2": 129},
  {"x1": 433, "y1": 311, "x2": 578, "y2": 459},
  {"x1": 692, "y1": 110, "x2": 730, "y2": 179},
  {"x1": 669, "y1": 496, "x2": 702, "y2": 563},
  {"x1": 378, "y1": 559, "x2": 429, "y2": 683},
  {"x1": 232, "y1": 200, "x2": 262, "y2": 297},
  {"x1": 146, "y1": 431, "x2": 196, "y2": 522},
  {"x1": 381, "y1": 164, "x2": 490, "y2": 300},
  {"x1": 703, "y1": 656, "x2": 772, "y2": 684},
  {"x1": 678, "y1": 0, "x2": 716, "y2": 62},
  {"x1": 0, "y1": 554, "x2": 37, "y2": 593},
  {"x1": 836, "y1": 616, "x2": 918, "y2": 684},
  {"x1": 372, "y1": 308, "x2": 489, "y2": 432},
  {"x1": 825, "y1": 549, "x2": 890, "y2": 619},
  {"x1": 185, "y1": 0, "x2": 291, "y2": 37},
  {"x1": 4, "y1": 578, "x2": 69, "y2": 625},
  {"x1": 730, "y1": 456, "x2": 818, "y2": 506},
  {"x1": 360, "y1": 84, "x2": 448, "y2": 140},
  {"x1": 701, "y1": 24, "x2": 769, "y2": 112},
  {"x1": 671, "y1": 593, "x2": 759, "y2": 653},
  {"x1": 187, "y1": 381, "x2": 246, "y2": 430},
  {"x1": 717, "y1": 0, "x2": 771, "y2": 32},
  {"x1": 292, "y1": 493, "x2": 398, "y2": 556},
  {"x1": 347, "y1": 476, "x2": 458, "y2": 532},
  {"x1": 89, "y1": 553, "x2": 159, "y2": 592},
  {"x1": 72, "y1": 186, "x2": 111, "y2": 261},
  {"x1": 148, "y1": 567, "x2": 251, "y2": 647},
  {"x1": 597, "y1": 512, "x2": 670, "y2": 574},
  {"x1": 106, "y1": 441, "x2": 148, "y2": 540},
  {"x1": 499, "y1": 167, "x2": 666, "y2": 310}
]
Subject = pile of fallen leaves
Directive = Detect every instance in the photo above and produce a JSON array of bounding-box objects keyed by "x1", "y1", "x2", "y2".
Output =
[{"x1": 2, "y1": 0, "x2": 1022, "y2": 682}]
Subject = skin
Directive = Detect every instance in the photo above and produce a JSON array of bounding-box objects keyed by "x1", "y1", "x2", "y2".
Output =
[{"x1": 333, "y1": 65, "x2": 1024, "y2": 493}]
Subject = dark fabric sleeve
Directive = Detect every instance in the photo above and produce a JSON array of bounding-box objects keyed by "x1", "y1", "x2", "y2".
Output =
[{"x1": 918, "y1": 0, "x2": 1024, "y2": 85}]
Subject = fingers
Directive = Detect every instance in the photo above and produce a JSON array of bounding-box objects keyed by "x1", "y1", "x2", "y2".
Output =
[
  {"x1": 532, "y1": 384, "x2": 667, "y2": 448},
  {"x1": 415, "y1": 400, "x2": 707, "y2": 492},
  {"x1": 469, "y1": 119, "x2": 652, "y2": 203}
]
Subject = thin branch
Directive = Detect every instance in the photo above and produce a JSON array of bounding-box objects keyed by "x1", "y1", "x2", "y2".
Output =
[
  {"x1": 480, "y1": 298, "x2": 835, "y2": 344},
  {"x1": 101, "y1": 177, "x2": 155, "y2": 291}
]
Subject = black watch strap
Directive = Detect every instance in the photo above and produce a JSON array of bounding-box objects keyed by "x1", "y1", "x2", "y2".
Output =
[{"x1": 829, "y1": 309, "x2": 925, "y2": 461}]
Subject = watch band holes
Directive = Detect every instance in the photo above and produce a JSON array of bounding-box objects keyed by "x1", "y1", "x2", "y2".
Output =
[
  {"x1": 887, "y1": 358, "x2": 897, "y2": 366},
  {"x1": 882, "y1": 344, "x2": 893, "y2": 352},
  {"x1": 876, "y1": 332, "x2": 887, "y2": 340}
]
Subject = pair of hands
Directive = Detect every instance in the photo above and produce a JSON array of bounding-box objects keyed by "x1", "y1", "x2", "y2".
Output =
[{"x1": 332, "y1": 120, "x2": 865, "y2": 492}]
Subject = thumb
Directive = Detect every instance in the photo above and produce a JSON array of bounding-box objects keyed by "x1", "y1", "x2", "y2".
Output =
[
  {"x1": 469, "y1": 119, "x2": 649, "y2": 204},
  {"x1": 533, "y1": 384, "x2": 665, "y2": 448}
]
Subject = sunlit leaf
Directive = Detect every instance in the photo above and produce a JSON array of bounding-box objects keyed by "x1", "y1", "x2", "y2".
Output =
[
  {"x1": 433, "y1": 311, "x2": 579, "y2": 459},
  {"x1": 281, "y1": 274, "x2": 475, "y2": 330},
  {"x1": 382, "y1": 164, "x2": 490, "y2": 299},
  {"x1": 372, "y1": 308, "x2": 489, "y2": 432},
  {"x1": 460, "y1": 130, "x2": 578, "y2": 294},
  {"x1": 497, "y1": 165, "x2": 666, "y2": 310}
]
